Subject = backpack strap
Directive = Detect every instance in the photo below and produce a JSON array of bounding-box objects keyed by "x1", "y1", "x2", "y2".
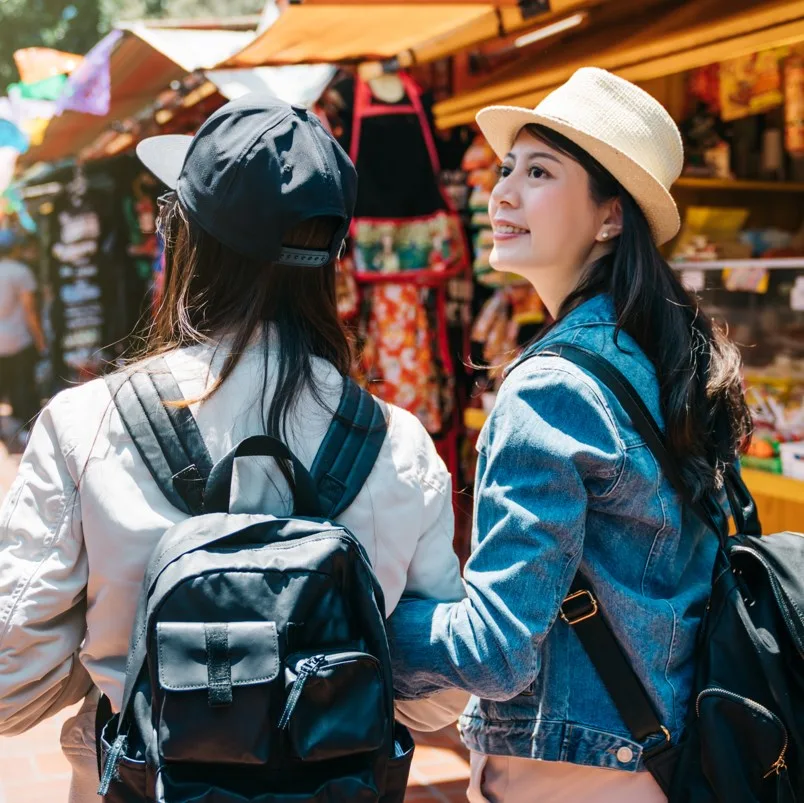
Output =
[
  {"x1": 311, "y1": 377, "x2": 388, "y2": 519},
  {"x1": 105, "y1": 357, "x2": 213, "y2": 516},
  {"x1": 528, "y1": 341, "x2": 738, "y2": 791}
]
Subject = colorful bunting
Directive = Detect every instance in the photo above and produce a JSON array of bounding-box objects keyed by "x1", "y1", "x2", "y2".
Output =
[
  {"x1": 0, "y1": 100, "x2": 28, "y2": 154},
  {"x1": 0, "y1": 120, "x2": 28, "y2": 153},
  {"x1": 0, "y1": 147, "x2": 19, "y2": 196},
  {"x1": 8, "y1": 74, "x2": 69, "y2": 102},
  {"x1": 13, "y1": 48, "x2": 83, "y2": 85},
  {"x1": 56, "y1": 30, "x2": 123, "y2": 117},
  {"x1": 2, "y1": 186, "x2": 37, "y2": 232}
]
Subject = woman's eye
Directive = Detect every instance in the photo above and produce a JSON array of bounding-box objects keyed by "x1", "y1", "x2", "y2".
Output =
[
  {"x1": 496, "y1": 164, "x2": 512, "y2": 180},
  {"x1": 529, "y1": 166, "x2": 547, "y2": 179}
]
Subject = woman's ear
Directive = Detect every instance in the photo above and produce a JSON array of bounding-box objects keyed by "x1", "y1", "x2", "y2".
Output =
[{"x1": 599, "y1": 197, "x2": 623, "y2": 240}]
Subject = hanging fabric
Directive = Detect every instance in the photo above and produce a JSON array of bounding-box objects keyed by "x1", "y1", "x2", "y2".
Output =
[{"x1": 345, "y1": 72, "x2": 469, "y2": 482}]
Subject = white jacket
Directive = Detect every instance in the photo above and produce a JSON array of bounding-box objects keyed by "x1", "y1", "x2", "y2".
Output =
[{"x1": 0, "y1": 335, "x2": 467, "y2": 740}]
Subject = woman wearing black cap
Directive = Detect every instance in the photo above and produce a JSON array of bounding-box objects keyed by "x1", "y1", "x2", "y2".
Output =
[{"x1": 0, "y1": 94, "x2": 466, "y2": 802}]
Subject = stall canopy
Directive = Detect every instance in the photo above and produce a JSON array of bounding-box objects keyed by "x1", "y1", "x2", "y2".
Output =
[
  {"x1": 434, "y1": 0, "x2": 804, "y2": 128},
  {"x1": 218, "y1": 0, "x2": 605, "y2": 77},
  {"x1": 218, "y1": 3, "x2": 497, "y2": 66},
  {"x1": 20, "y1": 25, "x2": 254, "y2": 166}
]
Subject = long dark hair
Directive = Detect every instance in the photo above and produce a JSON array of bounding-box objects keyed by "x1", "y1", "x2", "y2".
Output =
[
  {"x1": 143, "y1": 194, "x2": 352, "y2": 439},
  {"x1": 525, "y1": 124, "x2": 751, "y2": 499}
]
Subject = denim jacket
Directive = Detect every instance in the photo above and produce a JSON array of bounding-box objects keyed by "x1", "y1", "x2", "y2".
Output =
[{"x1": 389, "y1": 294, "x2": 717, "y2": 772}]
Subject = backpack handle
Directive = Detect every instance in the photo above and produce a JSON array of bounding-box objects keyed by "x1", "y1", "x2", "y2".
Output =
[{"x1": 204, "y1": 435, "x2": 322, "y2": 517}]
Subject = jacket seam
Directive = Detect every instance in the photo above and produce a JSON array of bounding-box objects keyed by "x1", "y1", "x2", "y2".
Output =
[
  {"x1": 641, "y1": 449, "x2": 679, "y2": 728},
  {"x1": 661, "y1": 598, "x2": 679, "y2": 731}
]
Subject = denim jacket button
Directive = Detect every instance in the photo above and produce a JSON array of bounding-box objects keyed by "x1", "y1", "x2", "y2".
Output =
[{"x1": 616, "y1": 746, "x2": 634, "y2": 764}]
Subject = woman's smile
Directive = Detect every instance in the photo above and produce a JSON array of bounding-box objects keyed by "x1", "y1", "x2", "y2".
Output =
[{"x1": 492, "y1": 219, "x2": 530, "y2": 240}]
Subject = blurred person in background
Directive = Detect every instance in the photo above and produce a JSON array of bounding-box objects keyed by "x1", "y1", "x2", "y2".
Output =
[{"x1": 0, "y1": 232, "x2": 46, "y2": 446}]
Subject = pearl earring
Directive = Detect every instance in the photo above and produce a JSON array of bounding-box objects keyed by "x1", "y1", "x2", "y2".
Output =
[{"x1": 601, "y1": 232, "x2": 609, "y2": 240}]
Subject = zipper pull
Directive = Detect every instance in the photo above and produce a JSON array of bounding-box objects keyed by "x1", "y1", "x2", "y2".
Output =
[
  {"x1": 763, "y1": 754, "x2": 787, "y2": 779},
  {"x1": 279, "y1": 655, "x2": 326, "y2": 730},
  {"x1": 97, "y1": 734, "x2": 127, "y2": 796}
]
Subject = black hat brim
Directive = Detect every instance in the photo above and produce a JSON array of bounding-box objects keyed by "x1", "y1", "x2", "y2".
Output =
[{"x1": 136, "y1": 135, "x2": 193, "y2": 190}]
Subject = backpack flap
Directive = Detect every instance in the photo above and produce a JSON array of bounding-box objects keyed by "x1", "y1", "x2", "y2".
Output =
[
  {"x1": 732, "y1": 535, "x2": 804, "y2": 659},
  {"x1": 156, "y1": 621, "x2": 280, "y2": 697},
  {"x1": 154, "y1": 620, "x2": 280, "y2": 765}
]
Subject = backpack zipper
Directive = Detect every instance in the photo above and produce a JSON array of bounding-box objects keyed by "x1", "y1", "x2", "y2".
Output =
[
  {"x1": 695, "y1": 688, "x2": 788, "y2": 778},
  {"x1": 279, "y1": 654, "x2": 327, "y2": 730},
  {"x1": 97, "y1": 733, "x2": 128, "y2": 796}
]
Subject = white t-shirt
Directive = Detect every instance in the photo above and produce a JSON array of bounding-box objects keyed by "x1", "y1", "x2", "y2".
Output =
[{"x1": 0, "y1": 259, "x2": 36, "y2": 356}]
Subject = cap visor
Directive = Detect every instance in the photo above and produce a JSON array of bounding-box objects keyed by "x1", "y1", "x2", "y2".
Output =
[{"x1": 136, "y1": 135, "x2": 192, "y2": 190}]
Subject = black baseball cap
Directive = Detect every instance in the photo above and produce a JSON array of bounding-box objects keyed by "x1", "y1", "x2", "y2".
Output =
[{"x1": 136, "y1": 93, "x2": 357, "y2": 266}]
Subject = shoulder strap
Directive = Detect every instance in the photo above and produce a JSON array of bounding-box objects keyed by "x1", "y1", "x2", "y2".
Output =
[
  {"x1": 311, "y1": 377, "x2": 388, "y2": 519},
  {"x1": 528, "y1": 342, "x2": 728, "y2": 763},
  {"x1": 105, "y1": 357, "x2": 213, "y2": 516}
]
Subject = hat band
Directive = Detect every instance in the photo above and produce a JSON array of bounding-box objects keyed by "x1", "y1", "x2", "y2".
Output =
[{"x1": 276, "y1": 246, "x2": 331, "y2": 268}]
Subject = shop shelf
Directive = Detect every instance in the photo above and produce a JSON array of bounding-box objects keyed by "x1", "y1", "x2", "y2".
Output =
[
  {"x1": 673, "y1": 177, "x2": 804, "y2": 193},
  {"x1": 742, "y1": 468, "x2": 804, "y2": 504}
]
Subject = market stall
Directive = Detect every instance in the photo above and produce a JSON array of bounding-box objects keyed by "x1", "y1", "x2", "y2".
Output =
[{"x1": 16, "y1": 0, "x2": 803, "y2": 540}]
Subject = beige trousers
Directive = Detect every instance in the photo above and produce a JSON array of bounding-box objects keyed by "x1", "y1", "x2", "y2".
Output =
[
  {"x1": 60, "y1": 690, "x2": 101, "y2": 803},
  {"x1": 467, "y1": 751, "x2": 668, "y2": 803}
]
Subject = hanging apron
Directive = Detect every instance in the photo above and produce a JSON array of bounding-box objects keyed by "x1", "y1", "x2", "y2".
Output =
[{"x1": 347, "y1": 73, "x2": 469, "y2": 480}]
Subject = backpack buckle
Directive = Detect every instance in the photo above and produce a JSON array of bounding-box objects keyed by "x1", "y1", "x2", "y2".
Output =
[{"x1": 560, "y1": 589, "x2": 598, "y2": 625}]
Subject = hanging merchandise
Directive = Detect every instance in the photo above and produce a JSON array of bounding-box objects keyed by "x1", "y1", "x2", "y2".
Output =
[
  {"x1": 471, "y1": 285, "x2": 546, "y2": 385},
  {"x1": 42, "y1": 158, "x2": 154, "y2": 386},
  {"x1": 719, "y1": 48, "x2": 786, "y2": 122},
  {"x1": 339, "y1": 72, "x2": 470, "y2": 480},
  {"x1": 49, "y1": 170, "x2": 108, "y2": 383},
  {"x1": 784, "y1": 48, "x2": 804, "y2": 156}
]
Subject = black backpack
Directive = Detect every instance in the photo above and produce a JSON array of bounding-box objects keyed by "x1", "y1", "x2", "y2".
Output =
[
  {"x1": 540, "y1": 344, "x2": 804, "y2": 802},
  {"x1": 95, "y1": 359, "x2": 415, "y2": 803}
]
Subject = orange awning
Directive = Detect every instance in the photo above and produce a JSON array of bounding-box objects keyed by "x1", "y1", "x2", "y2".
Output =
[
  {"x1": 220, "y1": 1, "x2": 609, "y2": 78},
  {"x1": 218, "y1": 4, "x2": 500, "y2": 67}
]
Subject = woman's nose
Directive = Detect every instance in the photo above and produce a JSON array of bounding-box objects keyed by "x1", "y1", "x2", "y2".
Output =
[{"x1": 490, "y1": 174, "x2": 519, "y2": 209}]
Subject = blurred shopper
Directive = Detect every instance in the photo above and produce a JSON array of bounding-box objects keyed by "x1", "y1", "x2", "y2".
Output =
[{"x1": 0, "y1": 234, "x2": 45, "y2": 442}]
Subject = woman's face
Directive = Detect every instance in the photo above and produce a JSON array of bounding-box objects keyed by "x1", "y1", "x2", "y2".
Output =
[{"x1": 488, "y1": 129, "x2": 618, "y2": 313}]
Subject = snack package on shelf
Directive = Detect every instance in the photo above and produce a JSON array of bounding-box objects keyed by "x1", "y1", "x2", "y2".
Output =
[
  {"x1": 671, "y1": 206, "x2": 752, "y2": 262},
  {"x1": 743, "y1": 361, "x2": 804, "y2": 476}
]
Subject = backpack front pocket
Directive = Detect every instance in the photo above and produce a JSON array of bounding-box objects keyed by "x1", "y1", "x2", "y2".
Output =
[
  {"x1": 696, "y1": 687, "x2": 791, "y2": 798},
  {"x1": 155, "y1": 621, "x2": 279, "y2": 764},
  {"x1": 282, "y1": 650, "x2": 386, "y2": 761}
]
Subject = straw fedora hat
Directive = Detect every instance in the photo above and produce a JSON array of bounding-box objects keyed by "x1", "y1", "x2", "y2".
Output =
[{"x1": 476, "y1": 67, "x2": 684, "y2": 245}]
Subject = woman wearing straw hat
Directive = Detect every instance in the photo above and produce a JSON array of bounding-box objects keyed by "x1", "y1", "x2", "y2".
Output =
[{"x1": 389, "y1": 68, "x2": 751, "y2": 801}]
